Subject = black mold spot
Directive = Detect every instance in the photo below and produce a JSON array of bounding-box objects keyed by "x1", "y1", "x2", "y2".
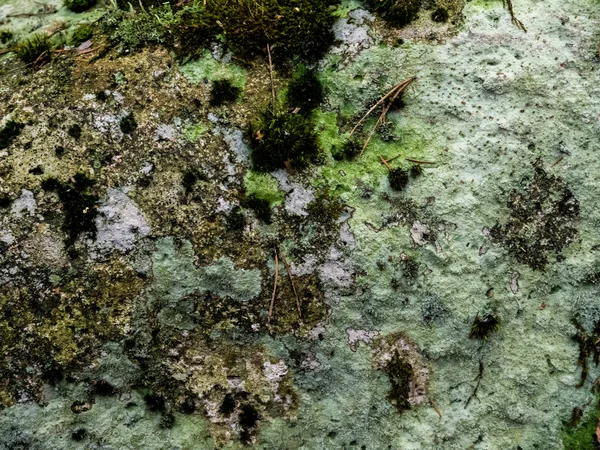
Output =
[
  {"x1": 431, "y1": 7, "x2": 449, "y2": 23},
  {"x1": 239, "y1": 403, "x2": 260, "y2": 444},
  {"x1": 219, "y1": 393, "x2": 236, "y2": 416},
  {"x1": 71, "y1": 428, "x2": 87, "y2": 441},
  {"x1": 40, "y1": 173, "x2": 99, "y2": 247},
  {"x1": 0, "y1": 120, "x2": 25, "y2": 150},
  {"x1": 209, "y1": 79, "x2": 241, "y2": 106},
  {"x1": 68, "y1": 124, "x2": 82, "y2": 139},
  {"x1": 119, "y1": 113, "x2": 137, "y2": 134},
  {"x1": 242, "y1": 195, "x2": 272, "y2": 224},
  {"x1": 29, "y1": 166, "x2": 44, "y2": 176},
  {"x1": 0, "y1": 195, "x2": 12, "y2": 208}
]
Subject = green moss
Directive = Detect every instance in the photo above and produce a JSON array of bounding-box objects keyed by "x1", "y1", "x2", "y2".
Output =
[
  {"x1": 286, "y1": 65, "x2": 324, "y2": 114},
  {"x1": 243, "y1": 171, "x2": 284, "y2": 205},
  {"x1": 332, "y1": 136, "x2": 361, "y2": 161},
  {"x1": 64, "y1": 0, "x2": 96, "y2": 13},
  {"x1": 364, "y1": 0, "x2": 421, "y2": 27},
  {"x1": 178, "y1": 50, "x2": 247, "y2": 87},
  {"x1": 204, "y1": 0, "x2": 336, "y2": 63},
  {"x1": 306, "y1": 188, "x2": 343, "y2": 227},
  {"x1": 41, "y1": 174, "x2": 99, "y2": 247},
  {"x1": 70, "y1": 24, "x2": 94, "y2": 46},
  {"x1": 183, "y1": 122, "x2": 208, "y2": 142},
  {"x1": 210, "y1": 79, "x2": 241, "y2": 106},
  {"x1": 562, "y1": 403, "x2": 600, "y2": 450},
  {"x1": 0, "y1": 120, "x2": 25, "y2": 150},
  {"x1": 103, "y1": 8, "x2": 166, "y2": 51},
  {"x1": 15, "y1": 34, "x2": 52, "y2": 65},
  {"x1": 248, "y1": 108, "x2": 321, "y2": 172}
]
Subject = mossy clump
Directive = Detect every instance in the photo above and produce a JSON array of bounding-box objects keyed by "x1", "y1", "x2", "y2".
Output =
[
  {"x1": 332, "y1": 136, "x2": 361, "y2": 161},
  {"x1": 469, "y1": 310, "x2": 500, "y2": 340},
  {"x1": 209, "y1": 79, "x2": 241, "y2": 107},
  {"x1": 0, "y1": 120, "x2": 25, "y2": 150},
  {"x1": 0, "y1": 30, "x2": 13, "y2": 45},
  {"x1": 431, "y1": 7, "x2": 449, "y2": 23},
  {"x1": 120, "y1": 113, "x2": 137, "y2": 134},
  {"x1": 372, "y1": 333, "x2": 429, "y2": 413},
  {"x1": 103, "y1": 8, "x2": 166, "y2": 51},
  {"x1": 248, "y1": 109, "x2": 321, "y2": 172},
  {"x1": 70, "y1": 24, "x2": 93, "y2": 46},
  {"x1": 15, "y1": 34, "x2": 52, "y2": 65},
  {"x1": 286, "y1": 65, "x2": 323, "y2": 114},
  {"x1": 41, "y1": 174, "x2": 99, "y2": 246},
  {"x1": 410, "y1": 164, "x2": 423, "y2": 177},
  {"x1": 242, "y1": 194, "x2": 272, "y2": 224},
  {"x1": 306, "y1": 188, "x2": 343, "y2": 227},
  {"x1": 489, "y1": 164, "x2": 579, "y2": 270},
  {"x1": 388, "y1": 167, "x2": 409, "y2": 191},
  {"x1": 364, "y1": 0, "x2": 421, "y2": 27},
  {"x1": 64, "y1": 0, "x2": 96, "y2": 13},
  {"x1": 386, "y1": 350, "x2": 414, "y2": 412},
  {"x1": 205, "y1": 0, "x2": 336, "y2": 63}
]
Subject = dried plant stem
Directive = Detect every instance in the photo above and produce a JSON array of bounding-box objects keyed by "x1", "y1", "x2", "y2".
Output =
[
  {"x1": 268, "y1": 248, "x2": 279, "y2": 324},
  {"x1": 267, "y1": 44, "x2": 276, "y2": 105},
  {"x1": 351, "y1": 77, "x2": 415, "y2": 136}
]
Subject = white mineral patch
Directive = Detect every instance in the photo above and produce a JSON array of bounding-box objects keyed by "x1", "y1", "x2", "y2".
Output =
[
  {"x1": 11, "y1": 189, "x2": 36, "y2": 217},
  {"x1": 93, "y1": 188, "x2": 151, "y2": 253}
]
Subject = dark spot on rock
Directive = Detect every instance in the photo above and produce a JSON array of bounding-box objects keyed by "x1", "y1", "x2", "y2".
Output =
[
  {"x1": 489, "y1": 163, "x2": 579, "y2": 270},
  {"x1": 28, "y1": 166, "x2": 43, "y2": 175},
  {"x1": 68, "y1": 124, "x2": 82, "y2": 139},
  {"x1": 71, "y1": 428, "x2": 87, "y2": 441},
  {"x1": 219, "y1": 393, "x2": 236, "y2": 416},
  {"x1": 0, "y1": 120, "x2": 25, "y2": 150}
]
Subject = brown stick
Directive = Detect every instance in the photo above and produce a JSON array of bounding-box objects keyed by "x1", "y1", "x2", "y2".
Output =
[
  {"x1": 279, "y1": 251, "x2": 302, "y2": 321},
  {"x1": 268, "y1": 249, "x2": 279, "y2": 324},
  {"x1": 503, "y1": 0, "x2": 527, "y2": 32},
  {"x1": 430, "y1": 397, "x2": 443, "y2": 420},
  {"x1": 551, "y1": 156, "x2": 564, "y2": 167},
  {"x1": 406, "y1": 158, "x2": 436, "y2": 164},
  {"x1": 351, "y1": 77, "x2": 414, "y2": 136},
  {"x1": 360, "y1": 78, "x2": 412, "y2": 155},
  {"x1": 360, "y1": 114, "x2": 383, "y2": 155},
  {"x1": 267, "y1": 44, "x2": 276, "y2": 106},
  {"x1": 379, "y1": 155, "x2": 391, "y2": 170}
]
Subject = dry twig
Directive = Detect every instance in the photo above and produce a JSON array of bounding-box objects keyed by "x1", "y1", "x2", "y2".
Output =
[
  {"x1": 267, "y1": 44, "x2": 276, "y2": 105},
  {"x1": 268, "y1": 249, "x2": 279, "y2": 324},
  {"x1": 279, "y1": 251, "x2": 302, "y2": 321},
  {"x1": 503, "y1": 0, "x2": 527, "y2": 32}
]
